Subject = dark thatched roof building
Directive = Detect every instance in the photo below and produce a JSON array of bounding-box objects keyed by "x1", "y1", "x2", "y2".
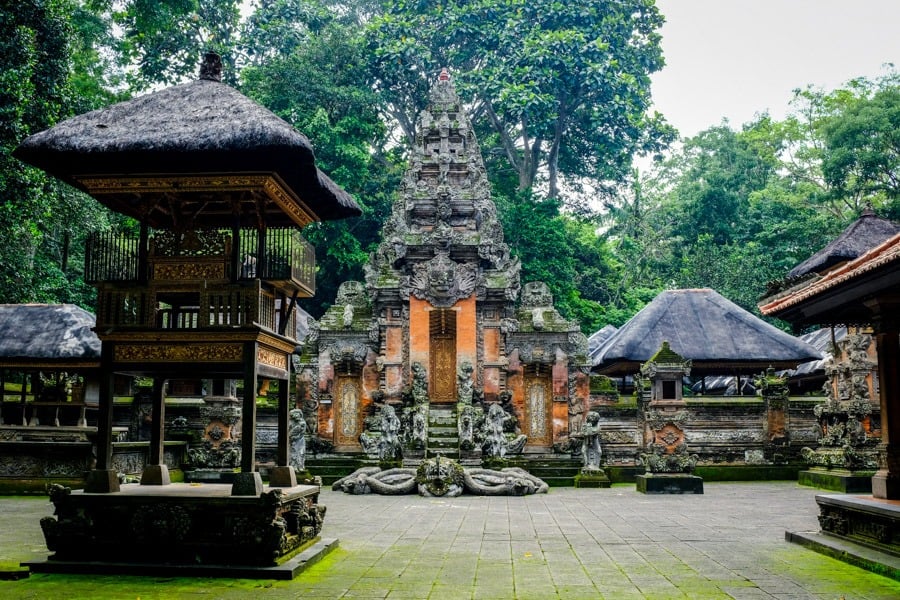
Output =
[
  {"x1": 788, "y1": 208, "x2": 900, "y2": 279},
  {"x1": 13, "y1": 54, "x2": 360, "y2": 228},
  {"x1": 0, "y1": 304, "x2": 100, "y2": 370},
  {"x1": 592, "y1": 288, "x2": 821, "y2": 376}
]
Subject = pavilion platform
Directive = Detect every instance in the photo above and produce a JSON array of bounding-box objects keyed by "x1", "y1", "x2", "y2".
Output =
[
  {"x1": 26, "y1": 482, "x2": 335, "y2": 580},
  {"x1": 786, "y1": 493, "x2": 900, "y2": 580}
]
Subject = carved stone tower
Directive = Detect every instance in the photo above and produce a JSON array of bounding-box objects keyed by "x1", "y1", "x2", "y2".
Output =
[{"x1": 298, "y1": 70, "x2": 590, "y2": 459}]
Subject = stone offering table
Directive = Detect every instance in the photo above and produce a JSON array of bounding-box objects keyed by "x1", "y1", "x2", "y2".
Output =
[{"x1": 28, "y1": 483, "x2": 334, "y2": 579}]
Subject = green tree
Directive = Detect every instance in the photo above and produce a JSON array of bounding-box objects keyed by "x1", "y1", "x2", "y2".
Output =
[
  {"x1": 113, "y1": 0, "x2": 242, "y2": 89},
  {"x1": 821, "y1": 85, "x2": 900, "y2": 213},
  {"x1": 0, "y1": 0, "x2": 116, "y2": 307},
  {"x1": 240, "y1": 1, "x2": 401, "y2": 315},
  {"x1": 366, "y1": 0, "x2": 675, "y2": 204}
]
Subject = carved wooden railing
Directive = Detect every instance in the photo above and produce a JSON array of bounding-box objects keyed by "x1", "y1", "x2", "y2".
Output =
[
  {"x1": 95, "y1": 282, "x2": 296, "y2": 336},
  {"x1": 85, "y1": 228, "x2": 315, "y2": 293}
]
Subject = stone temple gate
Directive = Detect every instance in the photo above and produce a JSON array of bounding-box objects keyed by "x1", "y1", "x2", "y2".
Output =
[{"x1": 297, "y1": 70, "x2": 591, "y2": 459}]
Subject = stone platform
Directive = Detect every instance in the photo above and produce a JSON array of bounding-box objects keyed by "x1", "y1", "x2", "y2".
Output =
[
  {"x1": 636, "y1": 473, "x2": 704, "y2": 494},
  {"x1": 798, "y1": 468, "x2": 874, "y2": 493},
  {"x1": 810, "y1": 493, "x2": 900, "y2": 555},
  {"x1": 31, "y1": 482, "x2": 328, "y2": 578}
]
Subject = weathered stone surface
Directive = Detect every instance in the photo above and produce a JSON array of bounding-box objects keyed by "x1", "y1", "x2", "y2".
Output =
[{"x1": 39, "y1": 483, "x2": 325, "y2": 567}]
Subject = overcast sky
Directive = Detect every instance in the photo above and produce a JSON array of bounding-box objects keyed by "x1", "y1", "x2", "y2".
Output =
[{"x1": 651, "y1": 0, "x2": 899, "y2": 138}]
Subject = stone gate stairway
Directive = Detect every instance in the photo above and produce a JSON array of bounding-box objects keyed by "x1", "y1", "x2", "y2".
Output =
[{"x1": 426, "y1": 405, "x2": 459, "y2": 459}]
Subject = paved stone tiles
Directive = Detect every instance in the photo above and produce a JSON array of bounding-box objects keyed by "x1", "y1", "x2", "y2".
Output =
[{"x1": 2, "y1": 482, "x2": 900, "y2": 598}]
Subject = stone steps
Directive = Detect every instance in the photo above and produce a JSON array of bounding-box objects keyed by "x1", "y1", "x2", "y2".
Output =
[{"x1": 427, "y1": 405, "x2": 459, "y2": 459}]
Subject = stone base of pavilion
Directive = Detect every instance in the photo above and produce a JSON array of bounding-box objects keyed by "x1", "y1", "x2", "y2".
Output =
[
  {"x1": 26, "y1": 482, "x2": 335, "y2": 580},
  {"x1": 798, "y1": 468, "x2": 875, "y2": 493},
  {"x1": 636, "y1": 473, "x2": 704, "y2": 494},
  {"x1": 787, "y1": 494, "x2": 900, "y2": 581}
]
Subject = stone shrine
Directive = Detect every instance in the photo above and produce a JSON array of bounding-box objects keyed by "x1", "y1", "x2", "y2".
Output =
[{"x1": 297, "y1": 70, "x2": 590, "y2": 461}]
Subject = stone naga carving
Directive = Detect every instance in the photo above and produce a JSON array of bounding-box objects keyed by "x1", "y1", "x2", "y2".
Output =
[{"x1": 332, "y1": 458, "x2": 548, "y2": 497}]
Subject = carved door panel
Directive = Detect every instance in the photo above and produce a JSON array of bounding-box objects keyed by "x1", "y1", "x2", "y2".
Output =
[
  {"x1": 429, "y1": 309, "x2": 457, "y2": 403},
  {"x1": 430, "y1": 334, "x2": 457, "y2": 402},
  {"x1": 525, "y1": 377, "x2": 552, "y2": 446},
  {"x1": 334, "y1": 376, "x2": 361, "y2": 447}
]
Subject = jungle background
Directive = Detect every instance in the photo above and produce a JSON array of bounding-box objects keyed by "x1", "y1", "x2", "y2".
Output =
[{"x1": 1, "y1": 0, "x2": 898, "y2": 333}]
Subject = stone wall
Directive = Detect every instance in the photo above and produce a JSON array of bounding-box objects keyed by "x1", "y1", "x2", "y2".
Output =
[{"x1": 592, "y1": 395, "x2": 839, "y2": 471}]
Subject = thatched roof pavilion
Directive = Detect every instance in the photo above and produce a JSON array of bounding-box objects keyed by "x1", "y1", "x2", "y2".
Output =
[
  {"x1": 13, "y1": 53, "x2": 360, "y2": 228},
  {"x1": 788, "y1": 208, "x2": 900, "y2": 279},
  {"x1": 592, "y1": 288, "x2": 821, "y2": 376},
  {"x1": 0, "y1": 304, "x2": 100, "y2": 370}
]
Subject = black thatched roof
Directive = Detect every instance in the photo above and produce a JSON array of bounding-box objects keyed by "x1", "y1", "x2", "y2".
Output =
[
  {"x1": 788, "y1": 209, "x2": 900, "y2": 278},
  {"x1": 592, "y1": 289, "x2": 821, "y2": 376},
  {"x1": 13, "y1": 55, "x2": 360, "y2": 225},
  {"x1": 588, "y1": 325, "x2": 618, "y2": 363},
  {"x1": 0, "y1": 304, "x2": 100, "y2": 367}
]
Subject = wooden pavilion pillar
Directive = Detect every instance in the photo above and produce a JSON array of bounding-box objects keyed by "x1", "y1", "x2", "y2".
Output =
[
  {"x1": 85, "y1": 344, "x2": 119, "y2": 493},
  {"x1": 269, "y1": 363, "x2": 297, "y2": 487},
  {"x1": 140, "y1": 377, "x2": 170, "y2": 485},
  {"x1": 871, "y1": 299, "x2": 900, "y2": 499},
  {"x1": 232, "y1": 341, "x2": 263, "y2": 496}
]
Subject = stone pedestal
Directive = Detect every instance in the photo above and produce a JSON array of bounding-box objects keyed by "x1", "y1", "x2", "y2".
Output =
[
  {"x1": 799, "y1": 468, "x2": 874, "y2": 493},
  {"x1": 32, "y1": 482, "x2": 329, "y2": 577},
  {"x1": 269, "y1": 465, "x2": 298, "y2": 488},
  {"x1": 140, "y1": 464, "x2": 171, "y2": 486},
  {"x1": 231, "y1": 471, "x2": 264, "y2": 496},
  {"x1": 574, "y1": 468, "x2": 611, "y2": 488},
  {"x1": 84, "y1": 469, "x2": 120, "y2": 493},
  {"x1": 636, "y1": 473, "x2": 704, "y2": 494}
]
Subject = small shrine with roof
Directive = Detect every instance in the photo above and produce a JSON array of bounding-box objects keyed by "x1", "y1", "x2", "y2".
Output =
[{"x1": 297, "y1": 70, "x2": 590, "y2": 460}]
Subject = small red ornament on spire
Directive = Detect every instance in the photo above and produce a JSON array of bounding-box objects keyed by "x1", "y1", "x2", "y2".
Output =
[{"x1": 439, "y1": 68, "x2": 450, "y2": 81}]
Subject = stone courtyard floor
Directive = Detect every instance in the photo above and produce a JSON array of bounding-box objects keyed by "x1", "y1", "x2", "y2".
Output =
[{"x1": 2, "y1": 482, "x2": 900, "y2": 599}]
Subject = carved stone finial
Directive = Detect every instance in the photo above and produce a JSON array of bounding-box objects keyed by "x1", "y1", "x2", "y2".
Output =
[{"x1": 199, "y1": 52, "x2": 223, "y2": 82}]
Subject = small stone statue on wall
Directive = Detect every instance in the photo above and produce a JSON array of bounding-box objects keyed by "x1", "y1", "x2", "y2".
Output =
[
  {"x1": 289, "y1": 408, "x2": 307, "y2": 472},
  {"x1": 575, "y1": 410, "x2": 602, "y2": 471},
  {"x1": 378, "y1": 404, "x2": 402, "y2": 462}
]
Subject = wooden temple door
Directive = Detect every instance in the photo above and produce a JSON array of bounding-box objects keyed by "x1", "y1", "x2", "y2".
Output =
[
  {"x1": 524, "y1": 371, "x2": 552, "y2": 446},
  {"x1": 334, "y1": 375, "x2": 362, "y2": 447},
  {"x1": 429, "y1": 309, "x2": 457, "y2": 403}
]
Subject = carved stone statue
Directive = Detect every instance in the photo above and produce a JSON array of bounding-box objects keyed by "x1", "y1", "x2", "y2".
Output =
[
  {"x1": 574, "y1": 410, "x2": 602, "y2": 471},
  {"x1": 377, "y1": 405, "x2": 402, "y2": 462},
  {"x1": 481, "y1": 403, "x2": 527, "y2": 458},
  {"x1": 289, "y1": 408, "x2": 307, "y2": 472},
  {"x1": 457, "y1": 361, "x2": 475, "y2": 404}
]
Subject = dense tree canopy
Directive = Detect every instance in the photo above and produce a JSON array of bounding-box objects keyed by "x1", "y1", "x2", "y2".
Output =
[
  {"x1": 1, "y1": 1, "x2": 897, "y2": 336},
  {"x1": 366, "y1": 0, "x2": 676, "y2": 203}
]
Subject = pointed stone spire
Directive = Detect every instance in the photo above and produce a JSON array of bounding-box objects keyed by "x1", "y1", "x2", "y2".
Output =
[{"x1": 364, "y1": 68, "x2": 520, "y2": 307}]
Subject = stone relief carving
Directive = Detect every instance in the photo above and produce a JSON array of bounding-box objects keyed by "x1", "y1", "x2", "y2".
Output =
[{"x1": 409, "y1": 252, "x2": 478, "y2": 308}]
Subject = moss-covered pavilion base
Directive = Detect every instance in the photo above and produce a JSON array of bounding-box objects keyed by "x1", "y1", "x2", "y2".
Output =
[{"x1": 29, "y1": 482, "x2": 332, "y2": 579}]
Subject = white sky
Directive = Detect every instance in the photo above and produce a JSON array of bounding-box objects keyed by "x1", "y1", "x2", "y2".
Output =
[{"x1": 651, "y1": 0, "x2": 900, "y2": 138}]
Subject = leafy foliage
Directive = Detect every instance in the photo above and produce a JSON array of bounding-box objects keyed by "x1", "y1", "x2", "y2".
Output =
[{"x1": 1, "y1": 1, "x2": 897, "y2": 341}]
